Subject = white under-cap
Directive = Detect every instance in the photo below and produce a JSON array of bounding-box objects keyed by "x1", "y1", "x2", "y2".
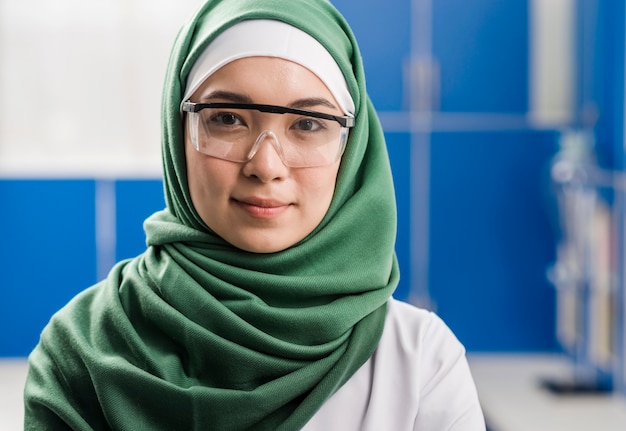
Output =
[{"x1": 183, "y1": 19, "x2": 355, "y2": 115}]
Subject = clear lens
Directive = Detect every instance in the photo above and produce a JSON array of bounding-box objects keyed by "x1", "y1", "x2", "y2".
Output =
[{"x1": 187, "y1": 108, "x2": 349, "y2": 168}]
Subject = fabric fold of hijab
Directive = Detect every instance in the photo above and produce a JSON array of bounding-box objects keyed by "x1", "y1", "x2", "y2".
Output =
[{"x1": 25, "y1": 0, "x2": 399, "y2": 430}]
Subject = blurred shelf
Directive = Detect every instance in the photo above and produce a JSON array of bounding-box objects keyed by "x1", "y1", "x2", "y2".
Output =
[
  {"x1": 0, "y1": 358, "x2": 28, "y2": 431},
  {"x1": 468, "y1": 353, "x2": 626, "y2": 431}
]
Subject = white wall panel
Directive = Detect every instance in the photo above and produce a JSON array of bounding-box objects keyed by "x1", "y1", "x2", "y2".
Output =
[
  {"x1": 529, "y1": 0, "x2": 575, "y2": 126},
  {"x1": 0, "y1": 0, "x2": 204, "y2": 177}
]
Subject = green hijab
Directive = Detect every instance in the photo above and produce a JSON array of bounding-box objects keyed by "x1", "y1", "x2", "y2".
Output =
[{"x1": 25, "y1": 0, "x2": 399, "y2": 429}]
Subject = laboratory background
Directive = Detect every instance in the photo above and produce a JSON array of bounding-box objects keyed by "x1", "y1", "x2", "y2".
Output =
[{"x1": 1, "y1": 0, "x2": 626, "y2": 430}]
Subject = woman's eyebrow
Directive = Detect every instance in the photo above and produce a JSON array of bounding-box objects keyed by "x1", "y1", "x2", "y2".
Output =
[
  {"x1": 289, "y1": 98, "x2": 338, "y2": 111},
  {"x1": 201, "y1": 90, "x2": 253, "y2": 103}
]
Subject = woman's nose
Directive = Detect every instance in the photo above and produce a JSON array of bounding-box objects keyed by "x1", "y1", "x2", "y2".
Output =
[{"x1": 241, "y1": 132, "x2": 289, "y2": 182}]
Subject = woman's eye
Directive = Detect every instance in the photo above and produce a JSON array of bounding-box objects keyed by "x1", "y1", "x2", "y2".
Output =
[
  {"x1": 212, "y1": 112, "x2": 242, "y2": 126},
  {"x1": 293, "y1": 118, "x2": 325, "y2": 132}
]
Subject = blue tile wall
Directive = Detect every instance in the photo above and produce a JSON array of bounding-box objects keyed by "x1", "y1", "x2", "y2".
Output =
[
  {"x1": 429, "y1": 131, "x2": 559, "y2": 351},
  {"x1": 115, "y1": 179, "x2": 166, "y2": 262},
  {"x1": 0, "y1": 180, "x2": 98, "y2": 357},
  {"x1": 433, "y1": 0, "x2": 529, "y2": 113}
]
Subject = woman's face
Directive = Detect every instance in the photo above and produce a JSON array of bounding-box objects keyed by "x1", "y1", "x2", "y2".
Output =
[{"x1": 185, "y1": 57, "x2": 344, "y2": 253}]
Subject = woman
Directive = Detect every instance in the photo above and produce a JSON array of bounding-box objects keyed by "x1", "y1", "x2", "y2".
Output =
[{"x1": 24, "y1": 0, "x2": 485, "y2": 429}]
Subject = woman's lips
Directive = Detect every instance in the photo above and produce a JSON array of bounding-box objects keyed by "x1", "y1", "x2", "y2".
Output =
[{"x1": 233, "y1": 197, "x2": 291, "y2": 219}]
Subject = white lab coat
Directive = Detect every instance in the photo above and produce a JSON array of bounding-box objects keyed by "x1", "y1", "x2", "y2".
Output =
[{"x1": 303, "y1": 299, "x2": 486, "y2": 430}]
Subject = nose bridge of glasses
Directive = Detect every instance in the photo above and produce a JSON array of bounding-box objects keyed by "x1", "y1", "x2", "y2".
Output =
[{"x1": 246, "y1": 129, "x2": 287, "y2": 163}]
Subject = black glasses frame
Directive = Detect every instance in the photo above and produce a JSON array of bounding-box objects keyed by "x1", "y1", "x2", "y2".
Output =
[{"x1": 181, "y1": 101, "x2": 355, "y2": 128}]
